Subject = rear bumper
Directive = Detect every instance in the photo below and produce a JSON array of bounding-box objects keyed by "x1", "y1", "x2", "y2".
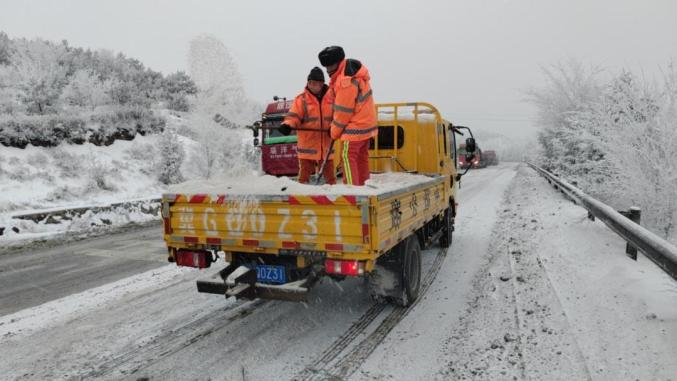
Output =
[{"x1": 196, "y1": 263, "x2": 317, "y2": 302}]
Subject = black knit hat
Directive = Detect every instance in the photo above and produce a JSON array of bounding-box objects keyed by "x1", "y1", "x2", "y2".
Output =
[
  {"x1": 307, "y1": 66, "x2": 325, "y2": 82},
  {"x1": 318, "y1": 46, "x2": 345, "y2": 67}
]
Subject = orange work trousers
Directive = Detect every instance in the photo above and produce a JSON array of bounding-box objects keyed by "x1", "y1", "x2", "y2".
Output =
[{"x1": 342, "y1": 139, "x2": 370, "y2": 186}]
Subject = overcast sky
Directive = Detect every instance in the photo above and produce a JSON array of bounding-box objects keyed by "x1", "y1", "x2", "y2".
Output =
[{"x1": 1, "y1": 0, "x2": 676, "y2": 139}]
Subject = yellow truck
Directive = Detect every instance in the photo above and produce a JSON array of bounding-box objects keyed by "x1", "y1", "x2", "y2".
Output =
[{"x1": 162, "y1": 102, "x2": 476, "y2": 306}]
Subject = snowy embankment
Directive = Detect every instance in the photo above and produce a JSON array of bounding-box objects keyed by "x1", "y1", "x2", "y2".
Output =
[
  {"x1": 0, "y1": 111, "x2": 256, "y2": 248},
  {"x1": 0, "y1": 135, "x2": 169, "y2": 247}
]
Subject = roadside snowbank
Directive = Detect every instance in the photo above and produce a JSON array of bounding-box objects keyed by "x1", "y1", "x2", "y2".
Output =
[{"x1": 0, "y1": 198, "x2": 160, "y2": 248}]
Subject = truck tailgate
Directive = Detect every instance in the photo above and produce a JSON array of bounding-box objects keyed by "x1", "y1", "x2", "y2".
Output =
[{"x1": 164, "y1": 193, "x2": 371, "y2": 254}]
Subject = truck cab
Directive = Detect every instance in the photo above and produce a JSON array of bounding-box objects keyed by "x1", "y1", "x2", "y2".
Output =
[{"x1": 256, "y1": 98, "x2": 299, "y2": 176}]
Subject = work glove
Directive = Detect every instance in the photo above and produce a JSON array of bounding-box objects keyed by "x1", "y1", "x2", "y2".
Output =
[
  {"x1": 330, "y1": 126, "x2": 343, "y2": 140},
  {"x1": 278, "y1": 123, "x2": 292, "y2": 136}
]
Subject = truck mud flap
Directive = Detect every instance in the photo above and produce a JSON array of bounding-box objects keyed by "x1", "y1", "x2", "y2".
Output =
[{"x1": 196, "y1": 264, "x2": 317, "y2": 302}]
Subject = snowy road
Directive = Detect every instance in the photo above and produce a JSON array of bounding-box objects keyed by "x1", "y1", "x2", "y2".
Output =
[
  {"x1": 1, "y1": 163, "x2": 676, "y2": 381},
  {"x1": 0, "y1": 226, "x2": 166, "y2": 316}
]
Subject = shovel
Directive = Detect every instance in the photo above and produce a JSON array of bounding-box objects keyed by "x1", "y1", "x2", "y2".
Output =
[{"x1": 312, "y1": 139, "x2": 337, "y2": 185}]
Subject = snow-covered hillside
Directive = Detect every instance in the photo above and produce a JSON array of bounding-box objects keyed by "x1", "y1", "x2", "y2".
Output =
[{"x1": 0, "y1": 111, "x2": 258, "y2": 246}]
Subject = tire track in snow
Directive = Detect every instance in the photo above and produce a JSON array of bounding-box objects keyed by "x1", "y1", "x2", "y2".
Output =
[
  {"x1": 294, "y1": 247, "x2": 447, "y2": 381},
  {"x1": 529, "y1": 252, "x2": 593, "y2": 380},
  {"x1": 505, "y1": 239, "x2": 530, "y2": 380},
  {"x1": 83, "y1": 299, "x2": 271, "y2": 379}
]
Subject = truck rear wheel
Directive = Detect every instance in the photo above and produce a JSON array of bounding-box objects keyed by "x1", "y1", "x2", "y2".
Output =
[
  {"x1": 368, "y1": 235, "x2": 421, "y2": 307},
  {"x1": 439, "y1": 208, "x2": 453, "y2": 248},
  {"x1": 398, "y1": 236, "x2": 421, "y2": 307}
]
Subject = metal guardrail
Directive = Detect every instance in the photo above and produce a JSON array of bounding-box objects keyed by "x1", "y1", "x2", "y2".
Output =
[{"x1": 527, "y1": 162, "x2": 677, "y2": 281}]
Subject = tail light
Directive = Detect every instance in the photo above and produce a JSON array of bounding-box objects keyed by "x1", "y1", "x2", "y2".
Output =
[
  {"x1": 325, "y1": 259, "x2": 365, "y2": 276},
  {"x1": 175, "y1": 250, "x2": 212, "y2": 268}
]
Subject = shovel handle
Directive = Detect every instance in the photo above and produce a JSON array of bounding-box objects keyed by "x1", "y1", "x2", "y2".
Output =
[{"x1": 314, "y1": 139, "x2": 337, "y2": 185}]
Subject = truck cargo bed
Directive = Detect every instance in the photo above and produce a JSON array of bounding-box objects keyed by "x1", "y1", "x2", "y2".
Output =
[{"x1": 163, "y1": 172, "x2": 448, "y2": 258}]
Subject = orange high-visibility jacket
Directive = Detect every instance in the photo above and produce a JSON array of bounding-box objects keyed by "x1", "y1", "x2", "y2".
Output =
[
  {"x1": 328, "y1": 59, "x2": 377, "y2": 141},
  {"x1": 283, "y1": 86, "x2": 334, "y2": 161}
]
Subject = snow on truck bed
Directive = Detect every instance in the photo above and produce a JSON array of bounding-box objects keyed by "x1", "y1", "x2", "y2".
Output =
[{"x1": 167, "y1": 172, "x2": 439, "y2": 198}]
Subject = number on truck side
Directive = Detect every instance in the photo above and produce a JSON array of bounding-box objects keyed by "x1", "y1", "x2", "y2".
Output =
[
  {"x1": 302, "y1": 210, "x2": 318, "y2": 240},
  {"x1": 277, "y1": 208, "x2": 292, "y2": 239},
  {"x1": 334, "y1": 211, "x2": 342, "y2": 242},
  {"x1": 203, "y1": 207, "x2": 217, "y2": 236},
  {"x1": 226, "y1": 205, "x2": 266, "y2": 237}
]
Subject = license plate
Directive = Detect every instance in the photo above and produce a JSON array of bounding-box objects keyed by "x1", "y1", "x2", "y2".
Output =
[{"x1": 256, "y1": 265, "x2": 286, "y2": 284}]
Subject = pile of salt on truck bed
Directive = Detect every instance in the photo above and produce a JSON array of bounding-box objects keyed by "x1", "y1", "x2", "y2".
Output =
[{"x1": 162, "y1": 102, "x2": 476, "y2": 306}]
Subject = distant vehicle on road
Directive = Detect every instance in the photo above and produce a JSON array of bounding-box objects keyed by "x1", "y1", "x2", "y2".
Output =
[
  {"x1": 458, "y1": 143, "x2": 483, "y2": 169},
  {"x1": 481, "y1": 150, "x2": 498, "y2": 166}
]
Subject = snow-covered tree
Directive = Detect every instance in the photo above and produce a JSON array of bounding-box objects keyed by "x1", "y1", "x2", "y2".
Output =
[
  {"x1": 9, "y1": 38, "x2": 68, "y2": 114},
  {"x1": 188, "y1": 34, "x2": 260, "y2": 126},
  {"x1": 158, "y1": 127, "x2": 185, "y2": 184},
  {"x1": 530, "y1": 61, "x2": 677, "y2": 244},
  {"x1": 162, "y1": 71, "x2": 197, "y2": 112},
  {"x1": 581, "y1": 68, "x2": 677, "y2": 242},
  {"x1": 0, "y1": 32, "x2": 11, "y2": 66},
  {"x1": 526, "y1": 61, "x2": 607, "y2": 181},
  {"x1": 59, "y1": 69, "x2": 112, "y2": 109},
  {"x1": 185, "y1": 34, "x2": 261, "y2": 179},
  {"x1": 0, "y1": 65, "x2": 23, "y2": 114}
]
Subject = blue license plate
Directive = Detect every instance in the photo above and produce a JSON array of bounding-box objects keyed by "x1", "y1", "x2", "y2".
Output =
[{"x1": 256, "y1": 265, "x2": 286, "y2": 284}]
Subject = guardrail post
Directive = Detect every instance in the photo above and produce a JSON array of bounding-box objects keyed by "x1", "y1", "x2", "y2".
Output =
[
  {"x1": 621, "y1": 207, "x2": 641, "y2": 260},
  {"x1": 587, "y1": 211, "x2": 595, "y2": 221}
]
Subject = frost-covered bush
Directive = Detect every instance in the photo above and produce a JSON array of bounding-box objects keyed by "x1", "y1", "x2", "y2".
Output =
[
  {"x1": 184, "y1": 114, "x2": 257, "y2": 180},
  {"x1": 0, "y1": 107, "x2": 167, "y2": 148},
  {"x1": 50, "y1": 148, "x2": 84, "y2": 178},
  {"x1": 6, "y1": 159, "x2": 32, "y2": 181},
  {"x1": 157, "y1": 128, "x2": 185, "y2": 184},
  {"x1": 88, "y1": 107, "x2": 165, "y2": 146},
  {"x1": 125, "y1": 141, "x2": 157, "y2": 177},
  {"x1": 0, "y1": 114, "x2": 88, "y2": 148},
  {"x1": 125, "y1": 141, "x2": 156, "y2": 162},
  {"x1": 85, "y1": 156, "x2": 117, "y2": 192},
  {"x1": 26, "y1": 152, "x2": 49, "y2": 167},
  {"x1": 45, "y1": 185, "x2": 77, "y2": 203}
]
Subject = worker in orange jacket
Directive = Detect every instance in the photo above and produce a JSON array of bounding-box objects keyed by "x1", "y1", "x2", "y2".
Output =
[
  {"x1": 279, "y1": 67, "x2": 336, "y2": 184},
  {"x1": 318, "y1": 46, "x2": 377, "y2": 186}
]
